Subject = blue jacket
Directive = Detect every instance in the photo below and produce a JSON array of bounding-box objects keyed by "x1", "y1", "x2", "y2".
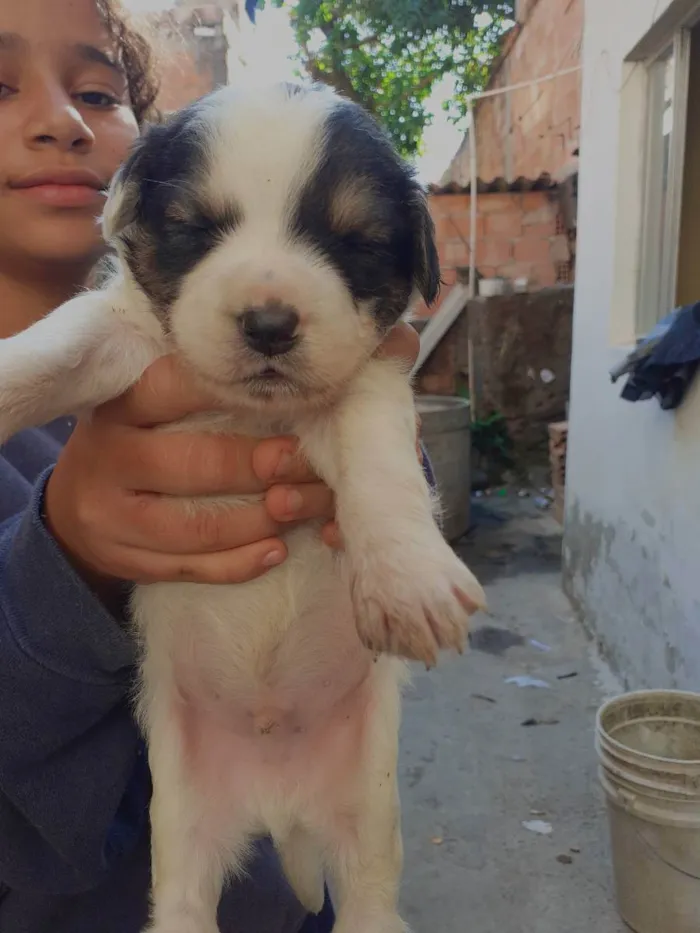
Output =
[{"x1": 0, "y1": 419, "x2": 434, "y2": 932}]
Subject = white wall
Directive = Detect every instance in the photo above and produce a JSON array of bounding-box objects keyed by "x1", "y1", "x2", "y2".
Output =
[{"x1": 564, "y1": 0, "x2": 700, "y2": 689}]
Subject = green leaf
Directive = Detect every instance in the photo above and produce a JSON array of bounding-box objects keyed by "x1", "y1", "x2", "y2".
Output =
[{"x1": 260, "y1": 0, "x2": 514, "y2": 157}]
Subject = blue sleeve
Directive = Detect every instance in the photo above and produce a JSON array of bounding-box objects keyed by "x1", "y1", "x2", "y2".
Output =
[
  {"x1": 0, "y1": 469, "x2": 147, "y2": 896},
  {"x1": 420, "y1": 441, "x2": 436, "y2": 490}
]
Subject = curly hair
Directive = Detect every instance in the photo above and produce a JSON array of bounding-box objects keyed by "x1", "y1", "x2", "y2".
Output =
[{"x1": 95, "y1": 0, "x2": 161, "y2": 125}]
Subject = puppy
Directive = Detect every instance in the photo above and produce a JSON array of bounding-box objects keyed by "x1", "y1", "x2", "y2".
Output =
[{"x1": 0, "y1": 83, "x2": 486, "y2": 933}]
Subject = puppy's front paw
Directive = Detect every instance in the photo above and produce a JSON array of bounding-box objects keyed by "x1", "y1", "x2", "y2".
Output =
[{"x1": 349, "y1": 531, "x2": 486, "y2": 667}]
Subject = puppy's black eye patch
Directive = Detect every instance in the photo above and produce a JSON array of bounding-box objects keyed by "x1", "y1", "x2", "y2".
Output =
[
  {"x1": 126, "y1": 199, "x2": 244, "y2": 309},
  {"x1": 288, "y1": 102, "x2": 423, "y2": 329},
  {"x1": 332, "y1": 230, "x2": 412, "y2": 303},
  {"x1": 292, "y1": 180, "x2": 414, "y2": 318}
]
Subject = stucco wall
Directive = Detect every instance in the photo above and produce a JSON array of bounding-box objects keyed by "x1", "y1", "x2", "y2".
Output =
[{"x1": 563, "y1": 0, "x2": 700, "y2": 689}]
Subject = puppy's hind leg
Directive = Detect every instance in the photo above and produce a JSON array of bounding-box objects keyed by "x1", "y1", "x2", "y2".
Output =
[
  {"x1": 324, "y1": 662, "x2": 410, "y2": 933},
  {"x1": 275, "y1": 825, "x2": 326, "y2": 915},
  {"x1": 145, "y1": 780, "x2": 230, "y2": 933},
  {"x1": 141, "y1": 691, "x2": 239, "y2": 933}
]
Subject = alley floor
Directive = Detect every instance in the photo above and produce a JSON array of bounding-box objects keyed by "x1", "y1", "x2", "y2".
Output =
[{"x1": 399, "y1": 492, "x2": 627, "y2": 933}]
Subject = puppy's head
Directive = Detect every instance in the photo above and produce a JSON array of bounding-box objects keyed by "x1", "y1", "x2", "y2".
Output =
[{"x1": 104, "y1": 82, "x2": 439, "y2": 411}]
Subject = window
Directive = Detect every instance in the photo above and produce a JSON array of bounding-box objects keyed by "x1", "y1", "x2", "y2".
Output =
[{"x1": 638, "y1": 31, "x2": 691, "y2": 333}]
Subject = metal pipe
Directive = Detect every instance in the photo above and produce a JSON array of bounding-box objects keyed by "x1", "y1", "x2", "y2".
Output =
[
  {"x1": 467, "y1": 98, "x2": 478, "y2": 421},
  {"x1": 468, "y1": 98, "x2": 478, "y2": 300},
  {"x1": 470, "y1": 64, "x2": 581, "y2": 103}
]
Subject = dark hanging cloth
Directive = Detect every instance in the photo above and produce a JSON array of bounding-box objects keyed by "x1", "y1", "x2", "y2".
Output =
[{"x1": 610, "y1": 302, "x2": 700, "y2": 410}]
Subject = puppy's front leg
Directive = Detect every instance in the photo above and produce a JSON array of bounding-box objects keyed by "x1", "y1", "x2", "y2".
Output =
[
  {"x1": 325, "y1": 662, "x2": 408, "y2": 933},
  {"x1": 0, "y1": 288, "x2": 164, "y2": 443},
  {"x1": 301, "y1": 358, "x2": 486, "y2": 667}
]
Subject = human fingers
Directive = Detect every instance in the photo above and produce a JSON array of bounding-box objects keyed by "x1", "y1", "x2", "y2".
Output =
[
  {"x1": 265, "y1": 482, "x2": 335, "y2": 524},
  {"x1": 112, "y1": 494, "x2": 285, "y2": 555},
  {"x1": 321, "y1": 521, "x2": 344, "y2": 550},
  {"x1": 108, "y1": 537, "x2": 289, "y2": 585},
  {"x1": 99, "y1": 355, "x2": 224, "y2": 427},
  {"x1": 102, "y1": 426, "x2": 319, "y2": 498}
]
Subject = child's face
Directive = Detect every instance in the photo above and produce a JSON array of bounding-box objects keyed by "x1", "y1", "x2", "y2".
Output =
[{"x1": 0, "y1": 0, "x2": 140, "y2": 270}]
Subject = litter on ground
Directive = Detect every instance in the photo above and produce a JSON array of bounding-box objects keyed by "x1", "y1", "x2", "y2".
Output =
[
  {"x1": 522, "y1": 820, "x2": 553, "y2": 836},
  {"x1": 505, "y1": 675, "x2": 551, "y2": 689}
]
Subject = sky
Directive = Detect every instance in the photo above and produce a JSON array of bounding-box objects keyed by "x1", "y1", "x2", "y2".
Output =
[{"x1": 122, "y1": 0, "x2": 465, "y2": 182}]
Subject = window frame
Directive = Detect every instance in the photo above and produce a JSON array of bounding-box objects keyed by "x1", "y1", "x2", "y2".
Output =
[{"x1": 637, "y1": 28, "x2": 692, "y2": 335}]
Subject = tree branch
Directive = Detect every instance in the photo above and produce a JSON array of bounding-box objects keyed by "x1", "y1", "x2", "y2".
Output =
[
  {"x1": 347, "y1": 33, "x2": 380, "y2": 50},
  {"x1": 299, "y1": 44, "x2": 376, "y2": 111}
]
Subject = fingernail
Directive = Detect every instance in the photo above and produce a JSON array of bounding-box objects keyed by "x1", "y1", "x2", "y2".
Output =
[
  {"x1": 262, "y1": 549, "x2": 285, "y2": 568},
  {"x1": 273, "y1": 448, "x2": 295, "y2": 479},
  {"x1": 284, "y1": 490, "x2": 303, "y2": 515}
]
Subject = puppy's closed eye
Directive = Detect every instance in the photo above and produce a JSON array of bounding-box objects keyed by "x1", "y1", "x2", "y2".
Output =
[
  {"x1": 163, "y1": 201, "x2": 203, "y2": 226},
  {"x1": 164, "y1": 202, "x2": 243, "y2": 239}
]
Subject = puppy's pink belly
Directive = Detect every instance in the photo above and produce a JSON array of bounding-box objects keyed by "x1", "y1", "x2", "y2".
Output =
[{"x1": 175, "y1": 667, "x2": 373, "y2": 825}]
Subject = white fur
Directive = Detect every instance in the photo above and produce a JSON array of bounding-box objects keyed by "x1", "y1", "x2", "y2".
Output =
[
  {"x1": 0, "y1": 84, "x2": 486, "y2": 933},
  {"x1": 141, "y1": 87, "x2": 384, "y2": 415},
  {"x1": 0, "y1": 283, "x2": 164, "y2": 438}
]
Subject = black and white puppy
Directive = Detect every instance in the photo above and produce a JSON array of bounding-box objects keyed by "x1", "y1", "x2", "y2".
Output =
[{"x1": 0, "y1": 83, "x2": 486, "y2": 933}]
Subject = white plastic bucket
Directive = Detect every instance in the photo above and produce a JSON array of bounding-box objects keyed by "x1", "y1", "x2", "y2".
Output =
[
  {"x1": 415, "y1": 396, "x2": 471, "y2": 542},
  {"x1": 595, "y1": 690, "x2": 700, "y2": 933}
]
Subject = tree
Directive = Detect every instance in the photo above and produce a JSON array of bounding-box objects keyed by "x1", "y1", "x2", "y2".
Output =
[{"x1": 257, "y1": 0, "x2": 514, "y2": 157}]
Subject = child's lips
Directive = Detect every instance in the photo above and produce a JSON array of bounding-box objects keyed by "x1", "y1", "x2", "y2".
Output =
[{"x1": 8, "y1": 169, "x2": 107, "y2": 208}]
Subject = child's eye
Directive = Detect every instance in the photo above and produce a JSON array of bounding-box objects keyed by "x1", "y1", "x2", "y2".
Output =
[
  {"x1": 75, "y1": 90, "x2": 119, "y2": 108},
  {"x1": 0, "y1": 83, "x2": 17, "y2": 101}
]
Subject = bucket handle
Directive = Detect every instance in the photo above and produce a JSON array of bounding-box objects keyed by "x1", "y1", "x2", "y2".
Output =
[{"x1": 633, "y1": 826, "x2": 700, "y2": 881}]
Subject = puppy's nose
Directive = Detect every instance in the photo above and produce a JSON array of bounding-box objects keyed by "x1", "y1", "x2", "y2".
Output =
[{"x1": 240, "y1": 303, "x2": 300, "y2": 357}]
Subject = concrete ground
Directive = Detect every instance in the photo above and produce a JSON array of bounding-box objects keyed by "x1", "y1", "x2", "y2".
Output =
[{"x1": 398, "y1": 491, "x2": 627, "y2": 933}]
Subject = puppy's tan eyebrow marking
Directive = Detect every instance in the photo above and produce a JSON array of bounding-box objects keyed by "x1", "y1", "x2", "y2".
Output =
[
  {"x1": 329, "y1": 178, "x2": 391, "y2": 241},
  {"x1": 164, "y1": 200, "x2": 196, "y2": 223}
]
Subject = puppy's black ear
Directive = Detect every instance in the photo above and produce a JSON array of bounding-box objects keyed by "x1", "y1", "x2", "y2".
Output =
[
  {"x1": 101, "y1": 132, "x2": 153, "y2": 242},
  {"x1": 410, "y1": 185, "x2": 441, "y2": 306},
  {"x1": 102, "y1": 119, "x2": 179, "y2": 241}
]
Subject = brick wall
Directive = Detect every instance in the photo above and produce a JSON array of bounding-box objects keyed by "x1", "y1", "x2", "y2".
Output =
[
  {"x1": 417, "y1": 190, "x2": 570, "y2": 318},
  {"x1": 476, "y1": 0, "x2": 582, "y2": 181},
  {"x1": 153, "y1": 6, "x2": 229, "y2": 113},
  {"x1": 443, "y1": 0, "x2": 582, "y2": 186}
]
